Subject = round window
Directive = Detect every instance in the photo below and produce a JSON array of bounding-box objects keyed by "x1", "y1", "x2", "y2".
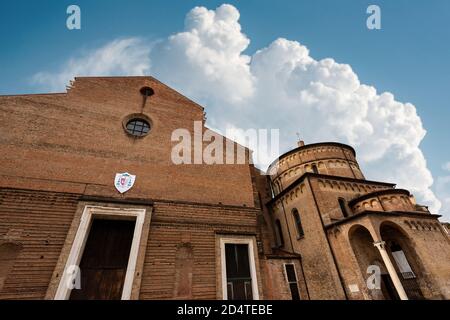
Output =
[{"x1": 125, "y1": 118, "x2": 151, "y2": 137}]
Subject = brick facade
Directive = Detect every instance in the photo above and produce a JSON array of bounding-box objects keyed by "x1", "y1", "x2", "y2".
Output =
[{"x1": 0, "y1": 76, "x2": 448, "y2": 300}]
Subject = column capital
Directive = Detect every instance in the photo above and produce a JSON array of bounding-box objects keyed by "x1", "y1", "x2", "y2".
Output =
[{"x1": 373, "y1": 241, "x2": 386, "y2": 250}]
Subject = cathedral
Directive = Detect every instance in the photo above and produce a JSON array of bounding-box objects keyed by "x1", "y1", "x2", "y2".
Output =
[{"x1": 0, "y1": 76, "x2": 448, "y2": 300}]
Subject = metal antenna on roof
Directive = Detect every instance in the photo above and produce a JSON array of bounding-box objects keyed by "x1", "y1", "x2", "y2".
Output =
[{"x1": 296, "y1": 132, "x2": 305, "y2": 147}]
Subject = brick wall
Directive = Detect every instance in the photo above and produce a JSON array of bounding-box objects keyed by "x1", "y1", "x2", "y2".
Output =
[
  {"x1": 0, "y1": 77, "x2": 255, "y2": 207},
  {"x1": 0, "y1": 188, "x2": 78, "y2": 299},
  {"x1": 270, "y1": 178, "x2": 347, "y2": 299},
  {"x1": 140, "y1": 201, "x2": 260, "y2": 299}
]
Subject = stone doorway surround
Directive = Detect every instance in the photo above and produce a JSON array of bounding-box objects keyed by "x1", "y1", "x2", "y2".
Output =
[{"x1": 45, "y1": 201, "x2": 152, "y2": 300}]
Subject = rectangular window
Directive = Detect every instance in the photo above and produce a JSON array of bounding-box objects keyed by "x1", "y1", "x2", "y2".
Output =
[
  {"x1": 220, "y1": 238, "x2": 259, "y2": 300},
  {"x1": 284, "y1": 264, "x2": 300, "y2": 300},
  {"x1": 225, "y1": 244, "x2": 253, "y2": 300}
]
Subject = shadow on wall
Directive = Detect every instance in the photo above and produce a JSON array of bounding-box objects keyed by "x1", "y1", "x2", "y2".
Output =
[{"x1": 0, "y1": 242, "x2": 23, "y2": 291}]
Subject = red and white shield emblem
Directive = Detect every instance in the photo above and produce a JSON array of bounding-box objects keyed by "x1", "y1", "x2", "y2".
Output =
[{"x1": 114, "y1": 172, "x2": 136, "y2": 193}]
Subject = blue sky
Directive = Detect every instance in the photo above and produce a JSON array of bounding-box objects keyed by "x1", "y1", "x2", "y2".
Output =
[{"x1": 1, "y1": 1, "x2": 449, "y2": 216}]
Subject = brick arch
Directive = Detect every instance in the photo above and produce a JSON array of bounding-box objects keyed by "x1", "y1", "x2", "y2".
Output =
[
  {"x1": 347, "y1": 224, "x2": 386, "y2": 299},
  {"x1": 379, "y1": 221, "x2": 427, "y2": 299},
  {"x1": 347, "y1": 223, "x2": 374, "y2": 243},
  {"x1": 378, "y1": 220, "x2": 412, "y2": 242}
]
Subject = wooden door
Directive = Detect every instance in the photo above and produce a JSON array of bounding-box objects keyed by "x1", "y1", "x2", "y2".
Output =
[{"x1": 69, "y1": 219, "x2": 135, "y2": 300}]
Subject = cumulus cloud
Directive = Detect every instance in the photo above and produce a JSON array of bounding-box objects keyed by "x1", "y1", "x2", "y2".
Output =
[
  {"x1": 32, "y1": 38, "x2": 151, "y2": 91},
  {"x1": 151, "y1": 5, "x2": 254, "y2": 106},
  {"x1": 31, "y1": 4, "x2": 443, "y2": 216}
]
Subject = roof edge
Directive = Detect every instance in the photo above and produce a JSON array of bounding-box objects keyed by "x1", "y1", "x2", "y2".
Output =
[
  {"x1": 268, "y1": 142, "x2": 357, "y2": 170},
  {"x1": 348, "y1": 188, "x2": 411, "y2": 207},
  {"x1": 325, "y1": 210, "x2": 442, "y2": 229},
  {"x1": 266, "y1": 172, "x2": 396, "y2": 206}
]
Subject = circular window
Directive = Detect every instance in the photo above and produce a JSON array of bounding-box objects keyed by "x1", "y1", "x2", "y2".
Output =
[{"x1": 125, "y1": 118, "x2": 151, "y2": 137}]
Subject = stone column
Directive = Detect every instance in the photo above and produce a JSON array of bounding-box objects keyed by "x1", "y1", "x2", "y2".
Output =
[{"x1": 373, "y1": 241, "x2": 408, "y2": 300}]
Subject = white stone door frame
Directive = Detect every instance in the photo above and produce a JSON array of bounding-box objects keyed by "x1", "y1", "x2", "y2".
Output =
[
  {"x1": 54, "y1": 205, "x2": 146, "y2": 300},
  {"x1": 220, "y1": 237, "x2": 260, "y2": 300}
]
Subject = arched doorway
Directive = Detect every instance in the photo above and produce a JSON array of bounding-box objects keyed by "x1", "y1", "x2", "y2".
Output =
[
  {"x1": 380, "y1": 222, "x2": 425, "y2": 300},
  {"x1": 348, "y1": 225, "x2": 398, "y2": 300}
]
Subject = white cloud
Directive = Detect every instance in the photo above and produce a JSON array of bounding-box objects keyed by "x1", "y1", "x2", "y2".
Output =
[
  {"x1": 32, "y1": 38, "x2": 151, "y2": 92},
  {"x1": 31, "y1": 4, "x2": 443, "y2": 216},
  {"x1": 151, "y1": 4, "x2": 254, "y2": 106}
]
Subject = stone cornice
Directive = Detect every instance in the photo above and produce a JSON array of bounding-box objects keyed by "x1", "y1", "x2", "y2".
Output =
[
  {"x1": 268, "y1": 142, "x2": 356, "y2": 170},
  {"x1": 266, "y1": 173, "x2": 395, "y2": 206},
  {"x1": 324, "y1": 210, "x2": 442, "y2": 229}
]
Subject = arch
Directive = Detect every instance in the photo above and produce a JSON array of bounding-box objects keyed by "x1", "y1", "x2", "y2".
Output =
[
  {"x1": 275, "y1": 219, "x2": 284, "y2": 247},
  {"x1": 276, "y1": 181, "x2": 282, "y2": 194},
  {"x1": 338, "y1": 198, "x2": 349, "y2": 218},
  {"x1": 370, "y1": 199, "x2": 380, "y2": 210},
  {"x1": 416, "y1": 221, "x2": 424, "y2": 230},
  {"x1": 379, "y1": 221, "x2": 426, "y2": 299},
  {"x1": 378, "y1": 221, "x2": 414, "y2": 250},
  {"x1": 318, "y1": 161, "x2": 326, "y2": 171},
  {"x1": 300, "y1": 184, "x2": 306, "y2": 193},
  {"x1": 348, "y1": 225, "x2": 391, "y2": 300},
  {"x1": 292, "y1": 208, "x2": 304, "y2": 238}
]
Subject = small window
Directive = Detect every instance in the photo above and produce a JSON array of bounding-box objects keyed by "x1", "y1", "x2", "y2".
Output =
[
  {"x1": 339, "y1": 198, "x2": 349, "y2": 218},
  {"x1": 312, "y1": 164, "x2": 319, "y2": 174},
  {"x1": 275, "y1": 219, "x2": 284, "y2": 247},
  {"x1": 125, "y1": 118, "x2": 151, "y2": 137},
  {"x1": 389, "y1": 241, "x2": 416, "y2": 279},
  {"x1": 284, "y1": 264, "x2": 300, "y2": 300},
  {"x1": 292, "y1": 209, "x2": 304, "y2": 238}
]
